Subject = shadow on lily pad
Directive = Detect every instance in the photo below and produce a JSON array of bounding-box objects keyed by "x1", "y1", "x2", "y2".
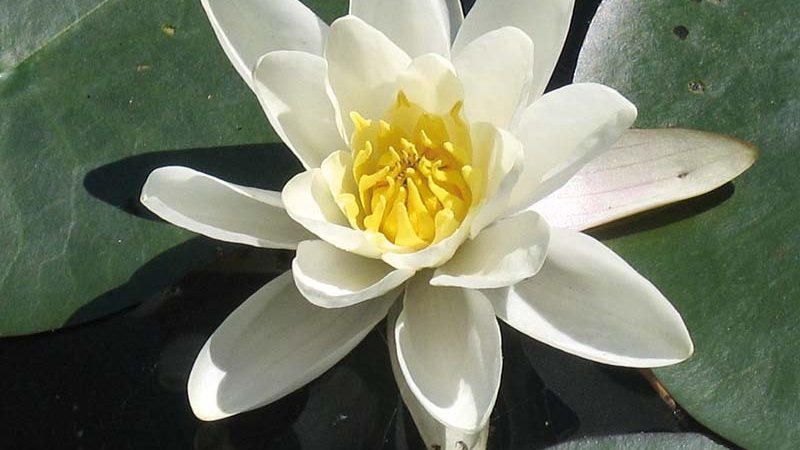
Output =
[
  {"x1": 588, "y1": 183, "x2": 735, "y2": 240},
  {"x1": 83, "y1": 142, "x2": 303, "y2": 221},
  {"x1": 67, "y1": 143, "x2": 302, "y2": 329}
]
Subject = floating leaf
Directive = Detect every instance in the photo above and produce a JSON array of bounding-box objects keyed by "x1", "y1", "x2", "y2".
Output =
[
  {"x1": 0, "y1": 0, "x2": 344, "y2": 336},
  {"x1": 547, "y1": 433, "x2": 725, "y2": 450},
  {"x1": 0, "y1": 0, "x2": 104, "y2": 71},
  {"x1": 576, "y1": 0, "x2": 800, "y2": 448}
]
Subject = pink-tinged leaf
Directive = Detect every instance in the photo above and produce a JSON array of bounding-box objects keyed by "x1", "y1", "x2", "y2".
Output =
[{"x1": 532, "y1": 128, "x2": 757, "y2": 230}]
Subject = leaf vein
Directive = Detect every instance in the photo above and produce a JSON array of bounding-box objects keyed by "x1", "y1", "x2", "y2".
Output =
[{"x1": 5, "y1": 0, "x2": 117, "y2": 73}]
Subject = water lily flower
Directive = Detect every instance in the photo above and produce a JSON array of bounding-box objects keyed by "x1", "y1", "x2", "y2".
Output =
[{"x1": 140, "y1": 0, "x2": 698, "y2": 448}]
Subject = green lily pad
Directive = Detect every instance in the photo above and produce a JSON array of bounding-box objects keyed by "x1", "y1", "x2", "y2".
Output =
[
  {"x1": 547, "y1": 433, "x2": 725, "y2": 450},
  {"x1": 0, "y1": 0, "x2": 346, "y2": 336},
  {"x1": 576, "y1": 1, "x2": 799, "y2": 448}
]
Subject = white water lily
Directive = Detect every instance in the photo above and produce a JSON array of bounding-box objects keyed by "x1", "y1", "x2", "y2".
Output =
[{"x1": 140, "y1": 0, "x2": 699, "y2": 448}]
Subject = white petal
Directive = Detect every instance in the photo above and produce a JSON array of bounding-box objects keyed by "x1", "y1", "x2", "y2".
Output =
[
  {"x1": 533, "y1": 128, "x2": 759, "y2": 230},
  {"x1": 325, "y1": 16, "x2": 411, "y2": 142},
  {"x1": 453, "y1": 26, "x2": 533, "y2": 128},
  {"x1": 188, "y1": 271, "x2": 396, "y2": 420},
  {"x1": 431, "y1": 211, "x2": 550, "y2": 289},
  {"x1": 140, "y1": 166, "x2": 311, "y2": 249},
  {"x1": 319, "y1": 150, "x2": 361, "y2": 217},
  {"x1": 253, "y1": 51, "x2": 344, "y2": 169},
  {"x1": 469, "y1": 124, "x2": 524, "y2": 238},
  {"x1": 293, "y1": 240, "x2": 414, "y2": 308},
  {"x1": 444, "y1": 0, "x2": 465, "y2": 42},
  {"x1": 387, "y1": 304, "x2": 490, "y2": 450},
  {"x1": 381, "y1": 217, "x2": 471, "y2": 270},
  {"x1": 396, "y1": 54, "x2": 464, "y2": 115},
  {"x1": 201, "y1": 0, "x2": 327, "y2": 89},
  {"x1": 506, "y1": 83, "x2": 637, "y2": 215},
  {"x1": 349, "y1": 0, "x2": 451, "y2": 58},
  {"x1": 485, "y1": 227, "x2": 694, "y2": 368},
  {"x1": 394, "y1": 274, "x2": 502, "y2": 432},
  {"x1": 282, "y1": 169, "x2": 382, "y2": 258},
  {"x1": 453, "y1": 0, "x2": 575, "y2": 100}
]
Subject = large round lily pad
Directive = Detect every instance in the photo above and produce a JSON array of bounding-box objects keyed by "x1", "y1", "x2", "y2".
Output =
[
  {"x1": 0, "y1": 0, "x2": 344, "y2": 336},
  {"x1": 576, "y1": 1, "x2": 800, "y2": 448},
  {"x1": 547, "y1": 433, "x2": 725, "y2": 450}
]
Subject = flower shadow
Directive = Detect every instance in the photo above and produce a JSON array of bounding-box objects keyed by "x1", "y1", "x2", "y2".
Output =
[
  {"x1": 68, "y1": 142, "x2": 303, "y2": 328},
  {"x1": 587, "y1": 183, "x2": 735, "y2": 240},
  {"x1": 83, "y1": 142, "x2": 303, "y2": 221},
  {"x1": 65, "y1": 235, "x2": 235, "y2": 327}
]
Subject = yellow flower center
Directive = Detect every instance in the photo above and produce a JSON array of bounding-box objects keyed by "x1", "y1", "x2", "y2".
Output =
[{"x1": 337, "y1": 92, "x2": 478, "y2": 251}]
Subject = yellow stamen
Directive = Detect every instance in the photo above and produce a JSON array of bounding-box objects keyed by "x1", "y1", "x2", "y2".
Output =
[{"x1": 336, "y1": 90, "x2": 476, "y2": 251}]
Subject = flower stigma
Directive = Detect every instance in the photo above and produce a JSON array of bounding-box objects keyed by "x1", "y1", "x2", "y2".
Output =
[{"x1": 325, "y1": 91, "x2": 481, "y2": 252}]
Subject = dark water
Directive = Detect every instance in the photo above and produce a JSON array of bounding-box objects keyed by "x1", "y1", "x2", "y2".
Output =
[{"x1": 0, "y1": 268, "x2": 696, "y2": 450}]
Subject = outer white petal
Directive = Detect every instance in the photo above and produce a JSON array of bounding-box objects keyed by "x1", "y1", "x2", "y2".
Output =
[
  {"x1": 453, "y1": 26, "x2": 533, "y2": 128},
  {"x1": 201, "y1": 0, "x2": 327, "y2": 89},
  {"x1": 387, "y1": 304, "x2": 490, "y2": 450},
  {"x1": 292, "y1": 240, "x2": 414, "y2": 308},
  {"x1": 396, "y1": 54, "x2": 463, "y2": 116},
  {"x1": 282, "y1": 169, "x2": 382, "y2": 258},
  {"x1": 444, "y1": 0, "x2": 465, "y2": 42},
  {"x1": 469, "y1": 124, "x2": 524, "y2": 238},
  {"x1": 349, "y1": 0, "x2": 452, "y2": 58},
  {"x1": 253, "y1": 52, "x2": 344, "y2": 169},
  {"x1": 484, "y1": 227, "x2": 694, "y2": 368},
  {"x1": 325, "y1": 16, "x2": 411, "y2": 142},
  {"x1": 188, "y1": 271, "x2": 396, "y2": 420},
  {"x1": 394, "y1": 274, "x2": 502, "y2": 432},
  {"x1": 533, "y1": 128, "x2": 759, "y2": 231},
  {"x1": 506, "y1": 83, "x2": 637, "y2": 215},
  {"x1": 431, "y1": 211, "x2": 550, "y2": 289},
  {"x1": 452, "y1": 0, "x2": 575, "y2": 100},
  {"x1": 140, "y1": 166, "x2": 312, "y2": 249}
]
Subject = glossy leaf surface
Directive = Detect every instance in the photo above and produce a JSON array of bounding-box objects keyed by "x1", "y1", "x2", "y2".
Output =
[
  {"x1": 547, "y1": 433, "x2": 724, "y2": 450},
  {"x1": 576, "y1": 1, "x2": 800, "y2": 448},
  {"x1": 0, "y1": 0, "x2": 343, "y2": 335}
]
